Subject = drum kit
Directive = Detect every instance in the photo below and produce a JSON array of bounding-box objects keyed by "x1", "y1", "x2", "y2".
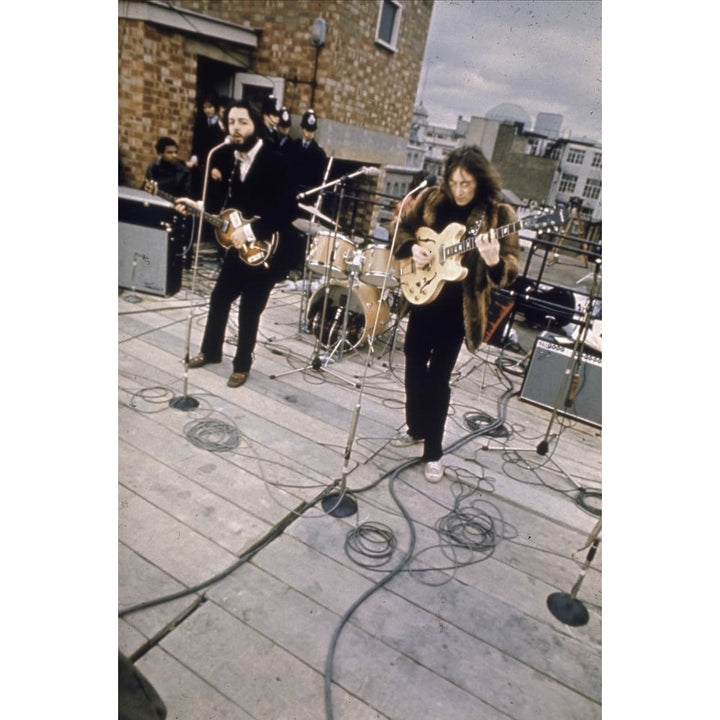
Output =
[{"x1": 291, "y1": 206, "x2": 400, "y2": 364}]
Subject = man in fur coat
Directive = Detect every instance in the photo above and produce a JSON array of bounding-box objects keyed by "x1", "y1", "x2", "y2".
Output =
[{"x1": 390, "y1": 145, "x2": 520, "y2": 482}]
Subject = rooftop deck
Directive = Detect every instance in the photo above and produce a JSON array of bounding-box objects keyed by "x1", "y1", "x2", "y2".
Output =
[{"x1": 118, "y1": 235, "x2": 601, "y2": 720}]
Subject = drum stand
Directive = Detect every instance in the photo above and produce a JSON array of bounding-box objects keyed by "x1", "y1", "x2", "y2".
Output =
[
  {"x1": 270, "y1": 180, "x2": 359, "y2": 388},
  {"x1": 296, "y1": 157, "x2": 334, "y2": 333},
  {"x1": 324, "y1": 249, "x2": 366, "y2": 363}
]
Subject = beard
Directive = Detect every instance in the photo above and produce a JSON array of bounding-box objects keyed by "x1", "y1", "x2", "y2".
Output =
[{"x1": 233, "y1": 131, "x2": 259, "y2": 152}]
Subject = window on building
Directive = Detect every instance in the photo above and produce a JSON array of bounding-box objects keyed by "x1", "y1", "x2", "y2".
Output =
[
  {"x1": 567, "y1": 148, "x2": 586, "y2": 164},
  {"x1": 583, "y1": 177, "x2": 602, "y2": 200},
  {"x1": 559, "y1": 174, "x2": 578, "y2": 194},
  {"x1": 591, "y1": 152, "x2": 602, "y2": 168},
  {"x1": 376, "y1": 0, "x2": 402, "y2": 51}
]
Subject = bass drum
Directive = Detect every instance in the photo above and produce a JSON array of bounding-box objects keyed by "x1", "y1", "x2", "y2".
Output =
[{"x1": 307, "y1": 282, "x2": 391, "y2": 350}]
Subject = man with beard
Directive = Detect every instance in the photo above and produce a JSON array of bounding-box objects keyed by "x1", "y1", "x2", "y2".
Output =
[{"x1": 175, "y1": 100, "x2": 302, "y2": 388}]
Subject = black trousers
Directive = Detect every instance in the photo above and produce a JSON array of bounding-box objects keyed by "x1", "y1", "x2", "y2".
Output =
[
  {"x1": 402, "y1": 285, "x2": 465, "y2": 462},
  {"x1": 199, "y1": 250, "x2": 276, "y2": 373}
]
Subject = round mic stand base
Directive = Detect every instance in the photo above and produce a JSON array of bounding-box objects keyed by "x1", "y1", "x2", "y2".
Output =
[
  {"x1": 546, "y1": 592, "x2": 589, "y2": 626},
  {"x1": 169, "y1": 394, "x2": 200, "y2": 411},
  {"x1": 321, "y1": 492, "x2": 358, "y2": 517}
]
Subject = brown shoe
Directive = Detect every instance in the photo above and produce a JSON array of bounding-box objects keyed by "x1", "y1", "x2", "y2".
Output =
[
  {"x1": 187, "y1": 353, "x2": 207, "y2": 369},
  {"x1": 227, "y1": 371, "x2": 248, "y2": 388}
]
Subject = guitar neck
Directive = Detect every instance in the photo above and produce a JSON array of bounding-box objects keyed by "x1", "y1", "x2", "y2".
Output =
[
  {"x1": 150, "y1": 186, "x2": 225, "y2": 230},
  {"x1": 445, "y1": 219, "x2": 524, "y2": 259}
]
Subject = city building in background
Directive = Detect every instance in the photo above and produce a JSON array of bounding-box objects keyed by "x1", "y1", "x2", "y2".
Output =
[
  {"x1": 119, "y1": 0, "x2": 599, "y2": 237},
  {"x1": 382, "y1": 102, "x2": 601, "y2": 231}
]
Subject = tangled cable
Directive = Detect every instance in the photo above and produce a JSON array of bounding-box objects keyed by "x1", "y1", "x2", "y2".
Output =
[
  {"x1": 344, "y1": 521, "x2": 397, "y2": 569},
  {"x1": 436, "y1": 502, "x2": 497, "y2": 553},
  {"x1": 183, "y1": 418, "x2": 240, "y2": 452}
]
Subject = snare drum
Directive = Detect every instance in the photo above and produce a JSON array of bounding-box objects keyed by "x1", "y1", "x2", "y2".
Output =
[
  {"x1": 306, "y1": 233, "x2": 358, "y2": 279},
  {"x1": 306, "y1": 282, "x2": 391, "y2": 350},
  {"x1": 359, "y1": 243, "x2": 399, "y2": 289}
]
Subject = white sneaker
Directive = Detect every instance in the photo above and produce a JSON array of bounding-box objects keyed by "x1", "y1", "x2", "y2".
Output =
[
  {"x1": 391, "y1": 430, "x2": 423, "y2": 447},
  {"x1": 424, "y1": 460, "x2": 444, "y2": 483}
]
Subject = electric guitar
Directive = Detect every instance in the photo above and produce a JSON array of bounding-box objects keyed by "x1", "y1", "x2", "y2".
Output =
[
  {"x1": 398, "y1": 206, "x2": 566, "y2": 305},
  {"x1": 142, "y1": 179, "x2": 279, "y2": 268}
]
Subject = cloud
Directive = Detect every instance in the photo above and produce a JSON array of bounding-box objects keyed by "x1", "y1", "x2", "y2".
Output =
[{"x1": 418, "y1": 0, "x2": 601, "y2": 140}]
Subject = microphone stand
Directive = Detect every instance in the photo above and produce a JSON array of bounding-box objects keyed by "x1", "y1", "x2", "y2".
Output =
[
  {"x1": 535, "y1": 258, "x2": 601, "y2": 455},
  {"x1": 546, "y1": 518, "x2": 601, "y2": 626},
  {"x1": 320, "y1": 179, "x2": 431, "y2": 517},
  {"x1": 170, "y1": 138, "x2": 231, "y2": 411},
  {"x1": 124, "y1": 251, "x2": 150, "y2": 304},
  {"x1": 296, "y1": 166, "x2": 374, "y2": 201}
]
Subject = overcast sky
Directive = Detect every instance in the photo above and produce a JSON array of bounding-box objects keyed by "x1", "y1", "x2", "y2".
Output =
[{"x1": 416, "y1": 0, "x2": 602, "y2": 142}]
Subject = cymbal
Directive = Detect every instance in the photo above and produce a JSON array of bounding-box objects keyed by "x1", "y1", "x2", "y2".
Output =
[
  {"x1": 293, "y1": 217, "x2": 332, "y2": 234},
  {"x1": 297, "y1": 203, "x2": 335, "y2": 226}
]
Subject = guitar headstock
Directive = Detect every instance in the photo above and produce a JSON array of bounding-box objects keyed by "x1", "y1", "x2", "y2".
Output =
[
  {"x1": 524, "y1": 205, "x2": 567, "y2": 235},
  {"x1": 143, "y1": 179, "x2": 158, "y2": 195}
]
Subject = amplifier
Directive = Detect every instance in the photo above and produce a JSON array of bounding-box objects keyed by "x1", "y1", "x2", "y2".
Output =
[
  {"x1": 520, "y1": 336, "x2": 601, "y2": 428},
  {"x1": 118, "y1": 186, "x2": 182, "y2": 297}
]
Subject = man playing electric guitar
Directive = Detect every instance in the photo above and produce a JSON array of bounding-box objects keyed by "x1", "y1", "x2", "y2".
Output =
[
  {"x1": 389, "y1": 145, "x2": 520, "y2": 481},
  {"x1": 174, "y1": 99, "x2": 303, "y2": 388}
]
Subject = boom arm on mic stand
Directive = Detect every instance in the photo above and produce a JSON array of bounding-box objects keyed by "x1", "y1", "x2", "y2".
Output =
[
  {"x1": 297, "y1": 166, "x2": 380, "y2": 201},
  {"x1": 170, "y1": 136, "x2": 233, "y2": 412}
]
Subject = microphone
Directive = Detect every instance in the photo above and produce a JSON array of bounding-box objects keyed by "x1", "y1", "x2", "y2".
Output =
[
  {"x1": 413, "y1": 174, "x2": 438, "y2": 191},
  {"x1": 362, "y1": 166, "x2": 381, "y2": 177},
  {"x1": 208, "y1": 137, "x2": 233, "y2": 154}
]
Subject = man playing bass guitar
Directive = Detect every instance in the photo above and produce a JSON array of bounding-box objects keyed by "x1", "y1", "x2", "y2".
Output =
[
  {"x1": 390, "y1": 145, "x2": 520, "y2": 481},
  {"x1": 175, "y1": 99, "x2": 303, "y2": 388}
]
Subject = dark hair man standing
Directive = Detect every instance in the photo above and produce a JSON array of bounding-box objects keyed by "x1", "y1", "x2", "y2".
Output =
[
  {"x1": 175, "y1": 100, "x2": 303, "y2": 388},
  {"x1": 390, "y1": 145, "x2": 520, "y2": 481}
]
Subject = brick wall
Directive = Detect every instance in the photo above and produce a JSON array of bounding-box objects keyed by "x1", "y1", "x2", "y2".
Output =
[
  {"x1": 119, "y1": 1, "x2": 433, "y2": 205},
  {"x1": 118, "y1": 20, "x2": 198, "y2": 188},
  {"x1": 172, "y1": 0, "x2": 432, "y2": 137}
]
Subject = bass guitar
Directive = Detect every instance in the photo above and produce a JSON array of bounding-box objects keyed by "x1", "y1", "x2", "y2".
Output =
[
  {"x1": 398, "y1": 206, "x2": 566, "y2": 305},
  {"x1": 143, "y1": 179, "x2": 279, "y2": 268}
]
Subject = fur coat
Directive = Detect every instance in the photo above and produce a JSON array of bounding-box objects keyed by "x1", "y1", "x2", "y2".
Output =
[{"x1": 393, "y1": 186, "x2": 520, "y2": 353}]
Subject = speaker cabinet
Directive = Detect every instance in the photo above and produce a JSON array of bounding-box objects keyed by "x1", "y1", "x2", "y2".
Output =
[
  {"x1": 118, "y1": 187, "x2": 182, "y2": 297},
  {"x1": 520, "y1": 335, "x2": 601, "y2": 428}
]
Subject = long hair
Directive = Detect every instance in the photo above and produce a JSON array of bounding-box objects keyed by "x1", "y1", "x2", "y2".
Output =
[{"x1": 443, "y1": 145, "x2": 503, "y2": 209}]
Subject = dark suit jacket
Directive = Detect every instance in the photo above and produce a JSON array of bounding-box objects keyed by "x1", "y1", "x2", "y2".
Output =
[
  {"x1": 289, "y1": 138, "x2": 328, "y2": 193},
  {"x1": 211, "y1": 141, "x2": 303, "y2": 279}
]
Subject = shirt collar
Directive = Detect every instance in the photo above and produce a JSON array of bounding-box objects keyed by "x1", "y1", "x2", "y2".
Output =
[{"x1": 236, "y1": 138, "x2": 262, "y2": 163}]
